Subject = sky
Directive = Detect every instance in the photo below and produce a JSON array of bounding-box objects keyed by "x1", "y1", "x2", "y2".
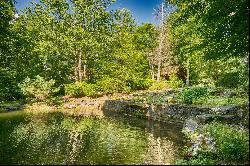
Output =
[{"x1": 14, "y1": 0, "x2": 165, "y2": 25}]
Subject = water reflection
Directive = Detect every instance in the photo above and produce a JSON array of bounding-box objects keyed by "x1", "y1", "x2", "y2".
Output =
[
  {"x1": 144, "y1": 133, "x2": 177, "y2": 165},
  {"x1": 0, "y1": 112, "x2": 183, "y2": 165}
]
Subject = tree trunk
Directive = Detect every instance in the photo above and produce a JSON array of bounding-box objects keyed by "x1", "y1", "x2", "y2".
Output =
[
  {"x1": 83, "y1": 51, "x2": 87, "y2": 80},
  {"x1": 74, "y1": 49, "x2": 78, "y2": 81},
  {"x1": 83, "y1": 59, "x2": 87, "y2": 80},
  {"x1": 156, "y1": 31, "x2": 163, "y2": 82},
  {"x1": 156, "y1": 3, "x2": 164, "y2": 82},
  {"x1": 149, "y1": 59, "x2": 155, "y2": 81},
  {"x1": 78, "y1": 48, "x2": 82, "y2": 82},
  {"x1": 74, "y1": 64, "x2": 78, "y2": 81},
  {"x1": 156, "y1": 60, "x2": 161, "y2": 82},
  {"x1": 186, "y1": 58, "x2": 190, "y2": 86},
  {"x1": 151, "y1": 64, "x2": 155, "y2": 80}
]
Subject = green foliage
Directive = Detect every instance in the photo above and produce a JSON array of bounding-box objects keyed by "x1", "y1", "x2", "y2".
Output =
[
  {"x1": 194, "y1": 95, "x2": 248, "y2": 107},
  {"x1": 179, "y1": 122, "x2": 249, "y2": 165},
  {"x1": 175, "y1": 155, "x2": 216, "y2": 165},
  {"x1": 168, "y1": 74, "x2": 184, "y2": 89},
  {"x1": 82, "y1": 83, "x2": 99, "y2": 97},
  {"x1": 146, "y1": 94, "x2": 165, "y2": 105},
  {"x1": 64, "y1": 82, "x2": 99, "y2": 97},
  {"x1": 64, "y1": 82, "x2": 83, "y2": 97},
  {"x1": 96, "y1": 77, "x2": 130, "y2": 94},
  {"x1": 169, "y1": 0, "x2": 249, "y2": 60},
  {"x1": 202, "y1": 122, "x2": 249, "y2": 163},
  {"x1": 0, "y1": 69, "x2": 23, "y2": 101},
  {"x1": 18, "y1": 75, "x2": 59, "y2": 101},
  {"x1": 3, "y1": 0, "x2": 152, "y2": 93},
  {"x1": 133, "y1": 23, "x2": 158, "y2": 51},
  {"x1": 217, "y1": 72, "x2": 242, "y2": 88},
  {"x1": 0, "y1": 0, "x2": 15, "y2": 46},
  {"x1": 148, "y1": 81, "x2": 170, "y2": 91},
  {"x1": 127, "y1": 78, "x2": 153, "y2": 90},
  {"x1": 178, "y1": 86, "x2": 208, "y2": 104},
  {"x1": 131, "y1": 96, "x2": 145, "y2": 104},
  {"x1": 1, "y1": 0, "x2": 249, "y2": 101},
  {"x1": 168, "y1": 0, "x2": 249, "y2": 87},
  {"x1": 192, "y1": 86, "x2": 249, "y2": 106}
]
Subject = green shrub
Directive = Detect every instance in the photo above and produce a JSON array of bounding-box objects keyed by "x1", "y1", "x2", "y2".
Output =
[
  {"x1": 19, "y1": 75, "x2": 59, "y2": 101},
  {"x1": 216, "y1": 72, "x2": 241, "y2": 88},
  {"x1": 148, "y1": 96, "x2": 165, "y2": 105},
  {"x1": 179, "y1": 86, "x2": 208, "y2": 104},
  {"x1": 96, "y1": 77, "x2": 130, "y2": 94},
  {"x1": 127, "y1": 78, "x2": 153, "y2": 90},
  {"x1": 203, "y1": 122, "x2": 249, "y2": 163},
  {"x1": 148, "y1": 81, "x2": 170, "y2": 91},
  {"x1": 179, "y1": 122, "x2": 249, "y2": 165},
  {"x1": 82, "y1": 83, "x2": 99, "y2": 97},
  {"x1": 64, "y1": 82, "x2": 83, "y2": 97},
  {"x1": 175, "y1": 155, "x2": 216, "y2": 165},
  {"x1": 168, "y1": 74, "x2": 184, "y2": 89},
  {"x1": 64, "y1": 82, "x2": 99, "y2": 97},
  {"x1": 0, "y1": 69, "x2": 23, "y2": 101}
]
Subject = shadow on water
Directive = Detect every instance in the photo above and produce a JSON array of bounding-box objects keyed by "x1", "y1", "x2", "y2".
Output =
[
  {"x1": 0, "y1": 99, "x2": 184, "y2": 165},
  {"x1": 102, "y1": 99, "x2": 184, "y2": 143}
]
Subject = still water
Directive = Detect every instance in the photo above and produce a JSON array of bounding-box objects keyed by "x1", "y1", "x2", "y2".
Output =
[{"x1": 0, "y1": 111, "x2": 184, "y2": 165}]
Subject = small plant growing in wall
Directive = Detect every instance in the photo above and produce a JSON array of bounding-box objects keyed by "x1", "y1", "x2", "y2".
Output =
[{"x1": 178, "y1": 86, "x2": 208, "y2": 104}]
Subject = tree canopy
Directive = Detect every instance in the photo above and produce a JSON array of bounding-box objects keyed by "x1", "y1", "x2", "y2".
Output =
[{"x1": 0, "y1": 0, "x2": 248, "y2": 100}]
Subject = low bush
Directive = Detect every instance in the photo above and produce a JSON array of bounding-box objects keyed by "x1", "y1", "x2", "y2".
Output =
[
  {"x1": 178, "y1": 86, "x2": 208, "y2": 104},
  {"x1": 148, "y1": 80, "x2": 170, "y2": 91},
  {"x1": 178, "y1": 122, "x2": 249, "y2": 165},
  {"x1": 127, "y1": 78, "x2": 153, "y2": 90},
  {"x1": 202, "y1": 122, "x2": 249, "y2": 163},
  {"x1": 194, "y1": 95, "x2": 249, "y2": 107},
  {"x1": 175, "y1": 155, "x2": 216, "y2": 165},
  {"x1": 216, "y1": 72, "x2": 241, "y2": 88},
  {"x1": 168, "y1": 74, "x2": 184, "y2": 89},
  {"x1": 96, "y1": 77, "x2": 130, "y2": 94},
  {"x1": 64, "y1": 82, "x2": 99, "y2": 97},
  {"x1": 19, "y1": 75, "x2": 59, "y2": 101},
  {"x1": 83, "y1": 83, "x2": 99, "y2": 97},
  {"x1": 64, "y1": 82, "x2": 83, "y2": 97}
]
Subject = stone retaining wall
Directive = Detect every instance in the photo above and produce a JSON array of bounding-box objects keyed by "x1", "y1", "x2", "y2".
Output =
[
  {"x1": 101, "y1": 99, "x2": 249, "y2": 128},
  {"x1": 2, "y1": 96, "x2": 248, "y2": 128}
]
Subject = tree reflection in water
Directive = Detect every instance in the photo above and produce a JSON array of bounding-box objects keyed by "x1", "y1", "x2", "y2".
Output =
[{"x1": 0, "y1": 112, "x2": 182, "y2": 165}]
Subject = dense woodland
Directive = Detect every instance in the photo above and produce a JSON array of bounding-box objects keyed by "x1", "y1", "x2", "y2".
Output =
[{"x1": 0, "y1": 0, "x2": 249, "y2": 101}]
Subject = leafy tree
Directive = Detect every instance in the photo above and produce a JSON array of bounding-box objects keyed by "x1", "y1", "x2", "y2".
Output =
[
  {"x1": 167, "y1": 0, "x2": 249, "y2": 59},
  {"x1": 0, "y1": 0, "x2": 21, "y2": 100},
  {"x1": 133, "y1": 23, "x2": 158, "y2": 80},
  {"x1": 167, "y1": 0, "x2": 249, "y2": 87},
  {"x1": 1, "y1": 0, "x2": 157, "y2": 98}
]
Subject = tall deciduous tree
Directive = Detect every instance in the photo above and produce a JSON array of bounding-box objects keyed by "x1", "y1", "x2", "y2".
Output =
[
  {"x1": 167, "y1": 0, "x2": 249, "y2": 87},
  {"x1": 153, "y1": 2, "x2": 175, "y2": 82},
  {"x1": 168, "y1": 0, "x2": 249, "y2": 60},
  {"x1": 133, "y1": 23, "x2": 158, "y2": 80}
]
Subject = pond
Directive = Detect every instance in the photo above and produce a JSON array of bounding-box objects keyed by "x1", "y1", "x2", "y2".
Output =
[{"x1": 0, "y1": 111, "x2": 184, "y2": 165}]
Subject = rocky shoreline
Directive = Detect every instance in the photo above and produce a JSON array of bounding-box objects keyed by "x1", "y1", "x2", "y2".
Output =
[{"x1": 1, "y1": 93, "x2": 248, "y2": 128}]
